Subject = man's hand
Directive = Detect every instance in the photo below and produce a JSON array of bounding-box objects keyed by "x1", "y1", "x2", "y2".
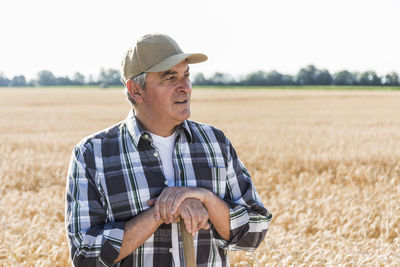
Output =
[
  {"x1": 148, "y1": 186, "x2": 230, "y2": 241},
  {"x1": 150, "y1": 187, "x2": 209, "y2": 223},
  {"x1": 148, "y1": 193, "x2": 210, "y2": 236},
  {"x1": 179, "y1": 198, "x2": 210, "y2": 236}
]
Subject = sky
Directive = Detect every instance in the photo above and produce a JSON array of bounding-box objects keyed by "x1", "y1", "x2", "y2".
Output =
[{"x1": 1, "y1": 0, "x2": 399, "y2": 80}]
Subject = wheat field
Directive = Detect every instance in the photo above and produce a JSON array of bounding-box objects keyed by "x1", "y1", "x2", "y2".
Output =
[{"x1": 0, "y1": 88, "x2": 399, "y2": 266}]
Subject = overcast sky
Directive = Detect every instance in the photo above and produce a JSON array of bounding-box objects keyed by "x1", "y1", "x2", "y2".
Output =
[{"x1": 1, "y1": 0, "x2": 399, "y2": 80}]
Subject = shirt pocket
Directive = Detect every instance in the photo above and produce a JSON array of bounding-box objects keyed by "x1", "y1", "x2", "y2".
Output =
[{"x1": 194, "y1": 165, "x2": 227, "y2": 199}]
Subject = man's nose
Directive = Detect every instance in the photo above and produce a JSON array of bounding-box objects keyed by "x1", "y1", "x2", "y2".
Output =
[{"x1": 177, "y1": 76, "x2": 191, "y2": 93}]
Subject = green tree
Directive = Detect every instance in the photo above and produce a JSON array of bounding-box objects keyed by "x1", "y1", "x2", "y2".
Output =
[
  {"x1": 209, "y1": 72, "x2": 235, "y2": 85},
  {"x1": 383, "y1": 72, "x2": 399, "y2": 86},
  {"x1": 37, "y1": 70, "x2": 56, "y2": 86},
  {"x1": 296, "y1": 65, "x2": 317, "y2": 85},
  {"x1": 99, "y1": 68, "x2": 122, "y2": 86},
  {"x1": 244, "y1": 70, "x2": 268, "y2": 86},
  {"x1": 282, "y1": 74, "x2": 295, "y2": 85},
  {"x1": 0, "y1": 72, "x2": 10, "y2": 86},
  {"x1": 71, "y1": 72, "x2": 85, "y2": 85},
  {"x1": 297, "y1": 65, "x2": 332, "y2": 85},
  {"x1": 316, "y1": 69, "x2": 333, "y2": 85},
  {"x1": 333, "y1": 70, "x2": 357, "y2": 85},
  {"x1": 358, "y1": 71, "x2": 381, "y2": 86},
  {"x1": 10, "y1": 75, "x2": 27, "y2": 86},
  {"x1": 55, "y1": 76, "x2": 72, "y2": 85},
  {"x1": 193, "y1": 73, "x2": 207, "y2": 85},
  {"x1": 264, "y1": 71, "x2": 283, "y2": 85},
  {"x1": 27, "y1": 79, "x2": 36, "y2": 86}
]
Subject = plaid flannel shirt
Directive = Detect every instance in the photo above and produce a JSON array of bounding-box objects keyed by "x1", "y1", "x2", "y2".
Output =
[{"x1": 65, "y1": 110, "x2": 272, "y2": 267}]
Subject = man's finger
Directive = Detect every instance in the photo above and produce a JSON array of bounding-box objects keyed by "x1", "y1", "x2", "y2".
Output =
[
  {"x1": 153, "y1": 190, "x2": 166, "y2": 221},
  {"x1": 182, "y1": 207, "x2": 192, "y2": 234},
  {"x1": 199, "y1": 215, "x2": 210, "y2": 230},
  {"x1": 159, "y1": 196, "x2": 170, "y2": 223},
  {"x1": 170, "y1": 188, "x2": 205, "y2": 215},
  {"x1": 190, "y1": 209, "x2": 198, "y2": 237},
  {"x1": 147, "y1": 198, "x2": 156, "y2": 206},
  {"x1": 170, "y1": 192, "x2": 187, "y2": 215},
  {"x1": 165, "y1": 193, "x2": 176, "y2": 223},
  {"x1": 160, "y1": 189, "x2": 178, "y2": 223},
  {"x1": 186, "y1": 203, "x2": 200, "y2": 237}
]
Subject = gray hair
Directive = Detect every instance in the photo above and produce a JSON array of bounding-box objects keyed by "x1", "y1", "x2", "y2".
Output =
[{"x1": 124, "y1": 72, "x2": 147, "y2": 105}]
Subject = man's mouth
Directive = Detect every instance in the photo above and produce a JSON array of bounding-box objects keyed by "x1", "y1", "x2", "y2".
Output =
[{"x1": 175, "y1": 100, "x2": 188, "y2": 104}]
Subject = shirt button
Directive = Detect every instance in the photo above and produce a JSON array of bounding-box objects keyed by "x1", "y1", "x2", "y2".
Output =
[
  {"x1": 169, "y1": 248, "x2": 173, "y2": 253},
  {"x1": 153, "y1": 152, "x2": 159, "y2": 157},
  {"x1": 164, "y1": 180, "x2": 169, "y2": 185},
  {"x1": 143, "y1": 134, "x2": 149, "y2": 139}
]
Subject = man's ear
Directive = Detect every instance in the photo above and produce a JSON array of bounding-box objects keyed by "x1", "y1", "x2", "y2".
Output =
[{"x1": 126, "y1": 80, "x2": 144, "y2": 104}]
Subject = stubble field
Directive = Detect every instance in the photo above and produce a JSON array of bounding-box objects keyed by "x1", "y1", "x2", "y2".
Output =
[{"x1": 0, "y1": 88, "x2": 399, "y2": 266}]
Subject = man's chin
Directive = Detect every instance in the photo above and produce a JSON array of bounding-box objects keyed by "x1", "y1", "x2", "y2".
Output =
[{"x1": 176, "y1": 110, "x2": 191, "y2": 122}]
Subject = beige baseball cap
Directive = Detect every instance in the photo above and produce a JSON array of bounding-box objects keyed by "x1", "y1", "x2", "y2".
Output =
[{"x1": 121, "y1": 33, "x2": 207, "y2": 83}]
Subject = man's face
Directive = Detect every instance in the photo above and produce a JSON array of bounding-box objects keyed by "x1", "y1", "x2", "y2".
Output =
[{"x1": 140, "y1": 61, "x2": 192, "y2": 129}]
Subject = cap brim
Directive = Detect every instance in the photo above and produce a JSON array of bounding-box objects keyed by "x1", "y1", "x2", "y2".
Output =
[{"x1": 144, "y1": 53, "x2": 207, "y2": 73}]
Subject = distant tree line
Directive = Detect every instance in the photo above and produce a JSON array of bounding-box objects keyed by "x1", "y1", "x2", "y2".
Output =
[
  {"x1": 1, "y1": 65, "x2": 399, "y2": 87},
  {"x1": 193, "y1": 65, "x2": 400, "y2": 86},
  {"x1": 0, "y1": 68, "x2": 123, "y2": 87}
]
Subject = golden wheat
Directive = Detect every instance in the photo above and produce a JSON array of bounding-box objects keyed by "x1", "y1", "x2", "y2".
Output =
[{"x1": 1, "y1": 88, "x2": 399, "y2": 266}]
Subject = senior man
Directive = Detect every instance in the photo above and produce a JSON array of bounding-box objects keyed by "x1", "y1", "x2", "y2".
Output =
[{"x1": 65, "y1": 33, "x2": 272, "y2": 267}]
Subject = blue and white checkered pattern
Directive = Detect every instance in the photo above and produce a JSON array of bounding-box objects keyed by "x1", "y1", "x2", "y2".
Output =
[{"x1": 65, "y1": 110, "x2": 272, "y2": 267}]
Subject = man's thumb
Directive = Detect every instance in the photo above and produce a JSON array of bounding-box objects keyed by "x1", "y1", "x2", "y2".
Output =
[{"x1": 147, "y1": 198, "x2": 156, "y2": 206}]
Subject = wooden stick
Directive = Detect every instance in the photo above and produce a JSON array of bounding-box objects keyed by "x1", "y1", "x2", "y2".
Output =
[{"x1": 180, "y1": 218, "x2": 196, "y2": 267}]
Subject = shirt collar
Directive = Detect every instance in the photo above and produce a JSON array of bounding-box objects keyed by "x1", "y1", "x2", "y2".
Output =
[
  {"x1": 125, "y1": 110, "x2": 146, "y2": 148},
  {"x1": 125, "y1": 110, "x2": 193, "y2": 148},
  {"x1": 178, "y1": 120, "x2": 193, "y2": 143}
]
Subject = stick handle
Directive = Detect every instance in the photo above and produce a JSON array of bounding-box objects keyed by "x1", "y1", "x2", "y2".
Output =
[{"x1": 180, "y1": 218, "x2": 196, "y2": 267}]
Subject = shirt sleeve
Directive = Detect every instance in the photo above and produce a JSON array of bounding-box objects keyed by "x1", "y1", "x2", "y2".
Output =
[
  {"x1": 65, "y1": 142, "x2": 125, "y2": 267},
  {"x1": 213, "y1": 138, "x2": 272, "y2": 251}
]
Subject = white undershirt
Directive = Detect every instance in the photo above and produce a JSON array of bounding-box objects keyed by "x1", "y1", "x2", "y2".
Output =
[
  {"x1": 149, "y1": 132, "x2": 176, "y2": 184},
  {"x1": 149, "y1": 132, "x2": 180, "y2": 266}
]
